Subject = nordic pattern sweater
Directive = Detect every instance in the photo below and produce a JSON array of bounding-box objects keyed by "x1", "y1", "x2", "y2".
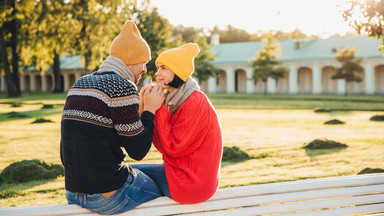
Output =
[
  {"x1": 153, "y1": 90, "x2": 223, "y2": 204},
  {"x1": 60, "y1": 71, "x2": 154, "y2": 194}
]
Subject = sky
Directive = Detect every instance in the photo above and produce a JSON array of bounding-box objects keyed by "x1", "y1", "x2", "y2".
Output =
[{"x1": 150, "y1": 0, "x2": 356, "y2": 38}]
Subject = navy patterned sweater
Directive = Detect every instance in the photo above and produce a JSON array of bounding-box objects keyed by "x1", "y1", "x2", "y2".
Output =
[{"x1": 60, "y1": 71, "x2": 154, "y2": 194}]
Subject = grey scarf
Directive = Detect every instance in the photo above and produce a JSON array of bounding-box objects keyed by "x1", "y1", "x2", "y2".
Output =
[
  {"x1": 165, "y1": 78, "x2": 200, "y2": 114},
  {"x1": 98, "y1": 56, "x2": 136, "y2": 84}
]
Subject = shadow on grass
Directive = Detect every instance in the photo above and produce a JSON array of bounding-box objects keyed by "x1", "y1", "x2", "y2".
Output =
[
  {"x1": 304, "y1": 148, "x2": 346, "y2": 157},
  {"x1": 0, "y1": 107, "x2": 63, "y2": 123},
  {"x1": 0, "y1": 178, "x2": 61, "y2": 199}
]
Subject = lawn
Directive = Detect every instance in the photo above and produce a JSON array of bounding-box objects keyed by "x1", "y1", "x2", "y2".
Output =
[{"x1": 0, "y1": 92, "x2": 383, "y2": 207}]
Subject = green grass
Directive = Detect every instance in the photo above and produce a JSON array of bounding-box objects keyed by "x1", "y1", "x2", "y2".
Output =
[{"x1": 0, "y1": 92, "x2": 383, "y2": 206}]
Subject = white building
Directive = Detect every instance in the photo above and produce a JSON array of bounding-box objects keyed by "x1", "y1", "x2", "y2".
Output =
[
  {"x1": 1, "y1": 36, "x2": 384, "y2": 95},
  {"x1": 204, "y1": 36, "x2": 384, "y2": 95}
]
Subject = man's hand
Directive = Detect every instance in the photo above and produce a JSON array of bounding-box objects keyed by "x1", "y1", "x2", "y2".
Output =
[{"x1": 143, "y1": 84, "x2": 166, "y2": 114}]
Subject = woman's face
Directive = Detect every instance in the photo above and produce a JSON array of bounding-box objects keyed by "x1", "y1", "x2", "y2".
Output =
[{"x1": 155, "y1": 64, "x2": 175, "y2": 89}]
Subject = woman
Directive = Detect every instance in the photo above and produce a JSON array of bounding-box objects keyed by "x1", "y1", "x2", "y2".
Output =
[{"x1": 132, "y1": 43, "x2": 223, "y2": 204}]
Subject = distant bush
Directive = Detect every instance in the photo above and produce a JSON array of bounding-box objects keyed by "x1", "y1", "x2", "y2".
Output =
[
  {"x1": 369, "y1": 115, "x2": 384, "y2": 122},
  {"x1": 41, "y1": 104, "x2": 54, "y2": 109},
  {"x1": 0, "y1": 160, "x2": 64, "y2": 184},
  {"x1": 31, "y1": 118, "x2": 53, "y2": 124},
  {"x1": 303, "y1": 139, "x2": 348, "y2": 149},
  {"x1": 324, "y1": 119, "x2": 345, "y2": 125},
  {"x1": 358, "y1": 167, "x2": 384, "y2": 175},
  {"x1": 314, "y1": 107, "x2": 331, "y2": 113},
  {"x1": 222, "y1": 146, "x2": 250, "y2": 162}
]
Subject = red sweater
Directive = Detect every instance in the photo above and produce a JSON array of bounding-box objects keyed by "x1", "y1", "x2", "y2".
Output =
[{"x1": 153, "y1": 90, "x2": 223, "y2": 204}]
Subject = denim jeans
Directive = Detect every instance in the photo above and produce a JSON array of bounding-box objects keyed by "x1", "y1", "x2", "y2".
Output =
[
  {"x1": 65, "y1": 168, "x2": 161, "y2": 215},
  {"x1": 130, "y1": 163, "x2": 172, "y2": 199}
]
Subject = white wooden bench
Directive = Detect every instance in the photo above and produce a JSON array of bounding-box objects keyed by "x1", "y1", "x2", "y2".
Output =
[{"x1": 1, "y1": 173, "x2": 384, "y2": 216}]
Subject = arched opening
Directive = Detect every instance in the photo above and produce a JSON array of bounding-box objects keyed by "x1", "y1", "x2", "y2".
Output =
[
  {"x1": 46, "y1": 75, "x2": 53, "y2": 92},
  {"x1": 322, "y1": 66, "x2": 337, "y2": 93},
  {"x1": 298, "y1": 67, "x2": 313, "y2": 93},
  {"x1": 24, "y1": 75, "x2": 31, "y2": 92},
  {"x1": 68, "y1": 74, "x2": 76, "y2": 88},
  {"x1": 235, "y1": 69, "x2": 246, "y2": 93},
  {"x1": 216, "y1": 70, "x2": 227, "y2": 93},
  {"x1": 375, "y1": 65, "x2": 384, "y2": 94},
  {"x1": 35, "y1": 75, "x2": 42, "y2": 92}
]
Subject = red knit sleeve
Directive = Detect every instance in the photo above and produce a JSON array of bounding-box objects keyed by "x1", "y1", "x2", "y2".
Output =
[{"x1": 153, "y1": 92, "x2": 209, "y2": 158}]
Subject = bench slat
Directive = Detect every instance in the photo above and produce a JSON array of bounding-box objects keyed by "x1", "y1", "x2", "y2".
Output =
[
  {"x1": 183, "y1": 194, "x2": 384, "y2": 216},
  {"x1": 1, "y1": 174, "x2": 383, "y2": 216},
  {"x1": 121, "y1": 185, "x2": 384, "y2": 216}
]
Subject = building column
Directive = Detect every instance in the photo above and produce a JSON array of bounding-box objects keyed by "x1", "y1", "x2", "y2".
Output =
[
  {"x1": 30, "y1": 75, "x2": 36, "y2": 92},
  {"x1": 312, "y1": 62, "x2": 321, "y2": 94},
  {"x1": 245, "y1": 67, "x2": 254, "y2": 94},
  {"x1": 364, "y1": 60, "x2": 375, "y2": 94},
  {"x1": 267, "y1": 78, "x2": 276, "y2": 94},
  {"x1": 19, "y1": 75, "x2": 25, "y2": 92},
  {"x1": 207, "y1": 76, "x2": 217, "y2": 93},
  {"x1": 63, "y1": 73, "x2": 70, "y2": 92},
  {"x1": 337, "y1": 79, "x2": 346, "y2": 95},
  {"x1": 226, "y1": 66, "x2": 235, "y2": 93},
  {"x1": 41, "y1": 75, "x2": 47, "y2": 92},
  {"x1": 75, "y1": 71, "x2": 82, "y2": 81},
  {"x1": 289, "y1": 63, "x2": 298, "y2": 94},
  {"x1": 0, "y1": 76, "x2": 5, "y2": 92}
]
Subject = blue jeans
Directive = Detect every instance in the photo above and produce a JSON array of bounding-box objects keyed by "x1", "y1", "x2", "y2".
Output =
[
  {"x1": 65, "y1": 168, "x2": 161, "y2": 215},
  {"x1": 130, "y1": 163, "x2": 172, "y2": 199}
]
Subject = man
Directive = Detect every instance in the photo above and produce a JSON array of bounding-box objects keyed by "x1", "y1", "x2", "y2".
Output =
[{"x1": 60, "y1": 20, "x2": 165, "y2": 215}]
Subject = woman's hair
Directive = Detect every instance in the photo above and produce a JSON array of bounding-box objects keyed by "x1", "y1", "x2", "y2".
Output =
[{"x1": 165, "y1": 74, "x2": 185, "y2": 88}]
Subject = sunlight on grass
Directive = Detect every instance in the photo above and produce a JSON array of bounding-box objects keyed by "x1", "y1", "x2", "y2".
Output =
[{"x1": 0, "y1": 94, "x2": 383, "y2": 206}]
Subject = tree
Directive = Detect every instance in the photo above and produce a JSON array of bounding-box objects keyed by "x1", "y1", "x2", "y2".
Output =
[
  {"x1": 72, "y1": 0, "x2": 129, "y2": 73},
  {"x1": 250, "y1": 34, "x2": 289, "y2": 95},
  {"x1": 20, "y1": 0, "x2": 81, "y2": 93},
  {"x1": 0, "y1": 0, "x2": 39, "y2": 97},
  {"x1": 193, "y1": 36, "x2": 219, "y2": 82},
  {"x1": 332, "y1": 46, "x2": 364, "y2": 96},
  {"x1": 343, "y1": 0, "x2": 384, "y2": 52}
]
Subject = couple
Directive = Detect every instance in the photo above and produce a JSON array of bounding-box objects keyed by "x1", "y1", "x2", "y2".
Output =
[{"x1": 60, "y1": 20, "x2": 223, "y2": 215}]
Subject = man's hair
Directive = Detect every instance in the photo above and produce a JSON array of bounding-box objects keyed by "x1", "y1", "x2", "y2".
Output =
[{"x1": 165, "y1": 75, "x2": 185, "y2": 88}]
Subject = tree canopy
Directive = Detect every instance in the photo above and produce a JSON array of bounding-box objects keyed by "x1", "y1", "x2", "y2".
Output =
[{"x1": 343, "y1": 0, "x2": 384, "y2": 52}]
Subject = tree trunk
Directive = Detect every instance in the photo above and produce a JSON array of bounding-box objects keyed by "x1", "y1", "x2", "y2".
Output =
[
  {"x1": 0, "y1": 26, "x2": 18, "y2": 97},
  {"x1": 9, "y1": 0, "x2": 21, "y2": 96},
  {"x1": 263, "y1": 80, "x2": 268, "y2": 96},
  {"x1": 53, "y1": 50, "x2": 63, "y2": 93},
  {"x1": 345, "y1": 80, "x2": 349, "y2": 96}
]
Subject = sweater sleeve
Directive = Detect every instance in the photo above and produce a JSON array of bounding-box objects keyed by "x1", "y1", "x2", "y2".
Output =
[
  {"x1": 110, "y1": 94, "x2": 155, "y2": 161},
  {"x1": 153, "y1": 94, "x2": 208, "y2": 158}
]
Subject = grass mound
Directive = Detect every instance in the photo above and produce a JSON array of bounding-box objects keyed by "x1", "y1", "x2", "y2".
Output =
[
  {"x1": 41, "y1": 104, "x2": 54, "y2": 109},
  {"x1": 369, "y1": 115, "x2": 384, "y2": 122},
  {"x1": 0, "y1": 160, "x2": 64, "y2": 184},
  {"x1": 324, "y1": 119, "x2": 345, "y2": 125},
  {"x1": 222, "y1": 146, "x2": 250, "y2": 162},
  {"x1": 303, "y1": 139, "x2": 348, "y2": 149},
  {"x1": 314, "y1": 107, "x2": 331, "y2": 113},
  {"x1": 357, "y1": 167, "x2": 384, "y2": 175},
  {"x1": 31, "y1": 118, "x2": 53, "y2": 124}
]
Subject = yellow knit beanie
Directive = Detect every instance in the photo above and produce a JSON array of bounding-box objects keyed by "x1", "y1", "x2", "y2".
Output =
[
  {"x1": 110, "y1": 20, "x2": 151, "y2": 65},
  {"x1": 155, "y1": 43, "x2": 200, "y2": 81}
]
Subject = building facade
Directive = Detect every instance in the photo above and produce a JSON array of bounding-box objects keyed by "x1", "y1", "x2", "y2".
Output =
[{"x1": 1, "y1": 36, "x2": 384, "y2": 94}]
